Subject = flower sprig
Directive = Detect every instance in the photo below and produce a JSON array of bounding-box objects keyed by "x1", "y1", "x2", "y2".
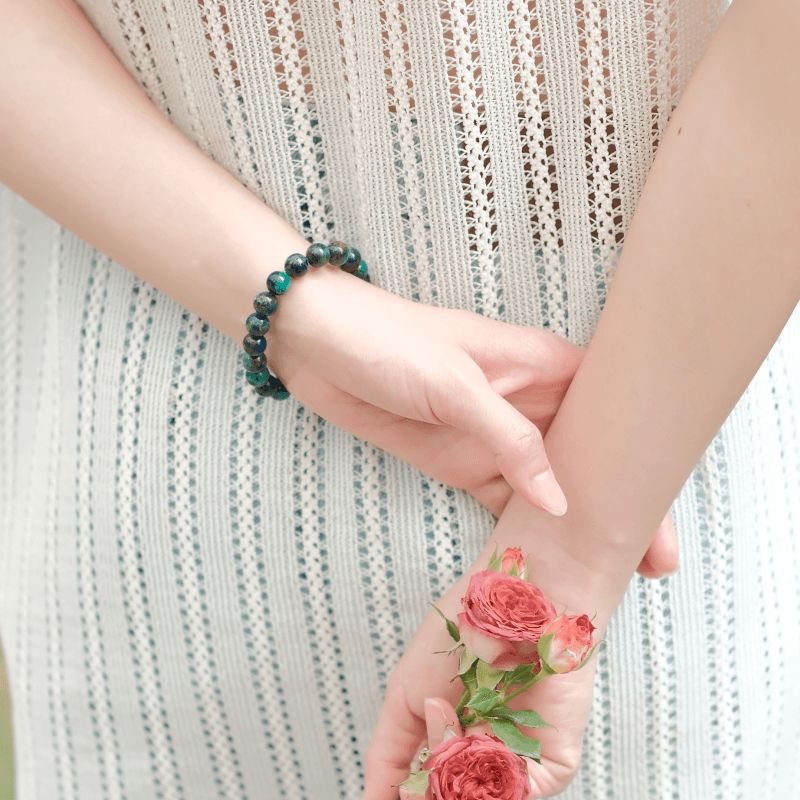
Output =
[{"x1": 401, "y1": 547, "x2": 597, "y2": 798}]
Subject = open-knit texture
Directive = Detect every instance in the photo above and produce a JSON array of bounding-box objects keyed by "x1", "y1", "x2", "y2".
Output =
[{"x1": 2, "y1": 1, "x2": 800, "y2": 798}]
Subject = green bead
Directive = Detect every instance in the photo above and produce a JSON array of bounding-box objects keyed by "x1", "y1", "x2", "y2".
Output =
[
  {"x1": 253, "y1": 292, "x2": 278, "y2": 316},
  {"x1": 266, "y1": 271, "x2": 291, "y2": 295},
  {"x1": 342, "y1": 246, "x2": 362, "y2": 273},
  {"x1": 246, "y1": 313, "x2": 270, "y2": 336},
  {"x1": 328, "y1": 241, "x2": 348, "y2": 266},
  {"x1": 306, "y1": 243, "x2": 330, "y2": 267},
  {"x1": 284, "y1": 253, "x2": 309, "y2": 277},
  {"x1": 355, "y1": 261, "x2": 369, "y2": 280},
  {"x1": 242, "y1": 353, "x2": 266, "y2": 372},
  {"x1": 246, "y1": 369, "x2": 269, "y2": 387}
]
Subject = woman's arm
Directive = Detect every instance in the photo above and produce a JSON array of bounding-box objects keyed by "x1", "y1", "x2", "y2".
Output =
[
  {"x1": 0, "y1": 0, "x2": 579, "y2": 515},
  {"x1": 365, "y1": 0, "x2": 800, "y2": 795}
]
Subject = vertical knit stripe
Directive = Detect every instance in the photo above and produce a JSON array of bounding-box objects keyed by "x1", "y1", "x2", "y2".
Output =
[
  {"x1": 160, "y1": 0, "x2": 212, "y2": 155},
  {"x1": 507, "y1": 0, "x2": 562, "y2": 331},
  {"x1": 694, "y1": 437, "x2": 742, "y2": 800},
  {"x1": 293, "y1": 409, "x2": 362, "y2": 798},
  {"x1": 268, "y1": 0, "x2": 329, "y2": 239},
  {"x1": 355, "y1": 444, "x2": 404, "y2": 694},
  {"x1": 76, "y1": 254, "x2": 127, "y2": 800},
  {"x1": 115, "y1": 281, "x2": 183, "y2": 799},
  {"x1": 0, "y1": 190, "x2": 23, "y2": 604},
  {"x1": 110, "y1": 0, "x2": 169, "y2": 115},
  {"x1": 422, "y1": 479, "x2": 461, "y2": 603},
  {"x1": 44, "y1": 229, "x2": 78, "y2": 800},
  {"x1": 228, "y1": 383, "x2": 303, "y2": 799},
  {"x1": 167, "y1": 313, "x2": 245, "y2": 798},
  {"x1": 200, "y1": 4, "x2": 260, "y2": 194},
  {"x1": 445, "y1": 0, "x2": 501, "y2": 320},
  {"x1": 384, "y1": 1, "x2": 436, "y2": 306}
]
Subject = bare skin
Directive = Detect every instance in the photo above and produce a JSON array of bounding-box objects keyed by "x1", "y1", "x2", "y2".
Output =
[
  {"x1": 0, "y1": 0, "x2": 676, "y2": 569},
  {"x1": 364, "y1": 0, "x2": 800, "y2": 796}
]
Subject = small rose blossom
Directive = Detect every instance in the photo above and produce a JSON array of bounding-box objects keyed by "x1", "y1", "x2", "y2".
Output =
[
  {"x1": 541, "y1": 614, "x2": 596, "y2": 673},
  {"x1": 458, "y1": 570, "x2": 557, "y2": 671},
  {"x1": 422, "y1": 733, "x2": 530, "y2": 800},
  {"x1": 500, "y1": 547, "x2": 525, "y2": 576}
]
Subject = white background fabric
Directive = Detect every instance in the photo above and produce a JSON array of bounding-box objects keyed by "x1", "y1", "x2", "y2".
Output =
[{"x1": 2, "y1": 1, "x2": 800, "y2": 798}]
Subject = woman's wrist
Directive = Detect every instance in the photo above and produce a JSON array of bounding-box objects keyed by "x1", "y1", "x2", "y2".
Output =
[{"x1": 474, "y1": 493, "x2": 642, "y2": 633}]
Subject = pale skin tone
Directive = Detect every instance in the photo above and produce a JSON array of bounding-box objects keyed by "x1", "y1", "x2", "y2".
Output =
[
  {"x1": 0, "y1": 0, "x2": 677, "y2": 560},
  {"x1": 2, "y1": 0, "x2": 797, "y2": 798}
]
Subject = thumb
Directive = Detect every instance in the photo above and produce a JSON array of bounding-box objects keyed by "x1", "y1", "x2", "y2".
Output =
[
  {"x1": 423, "y1": 697, "x2": 463, "y2": 750},
  {"x1": 443, "y1": 380, "x2": 567, "y2": 516}
]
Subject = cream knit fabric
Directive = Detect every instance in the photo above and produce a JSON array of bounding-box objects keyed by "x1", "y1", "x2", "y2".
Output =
[{"x1": 2, "y1": 1, "x2": 800, "y2": 798}]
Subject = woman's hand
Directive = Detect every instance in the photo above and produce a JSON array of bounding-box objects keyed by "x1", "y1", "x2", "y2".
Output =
[
  {"x1": 397, "y1": 690, "x2": 597, "y2": 800},
  {"x1": 361, "y1": 531, "x2": 609, "y2": 800},
  {"x1": 269, "y1": 266, "x2": 678, "y2": 576},
  {"x1": 269, "y1": 266, "x2": 579, "y2": 515}
]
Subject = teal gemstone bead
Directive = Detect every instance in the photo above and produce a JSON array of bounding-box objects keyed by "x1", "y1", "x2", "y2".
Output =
[
  {"x1": 328, "y1": 241, "x2": 348, "y2": 266},
  {"x1": 246, "y1": 369, "x2": 269, "y2": 387},
  {"x1": 266, "y1": 271, "x2": 291, "y2": 295},
  {"x1": 253, "y1": 292, "x2": 278, "y2": 316},
  {"x1": 246, "y1": 313, "x2": 270, "y2": 336},
  {"x1": 243, "y1": 334, "x2": 266, "y2": 355},
  {"x1": 355, "y1": 261, "x2": 369, "y2": 280},
  {"x1": 242, "y1": 353, "x2": 266, "y2": 373},
  {"x1": 306, "y1": 243, "x2": 330, "y2": 267},
  {"x1": 254, "y1": 381, "x2": 276, "y2": 398},
  {"x1": 268, "y1": 375, "x2": 289, "y2": 399},
  {"x1": 342, "y1": 246, "x2": 362, "y2": 273},
  {"x1": 284, "y1": 253, "x2": 309, "y2": 277}
]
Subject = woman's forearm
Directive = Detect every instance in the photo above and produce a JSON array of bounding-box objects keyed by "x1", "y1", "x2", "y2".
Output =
[
  {"x1": 489, "y1": 0, "x2": 800, "y2": 621},
  {"x1": 0, "y1": 0, "x2": 309, "y2": 340}
]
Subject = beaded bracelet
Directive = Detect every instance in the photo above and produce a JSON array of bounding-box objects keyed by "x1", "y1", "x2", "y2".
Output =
[{"x1": 241, "y1": 240, "x2": 370, "y2": 399}]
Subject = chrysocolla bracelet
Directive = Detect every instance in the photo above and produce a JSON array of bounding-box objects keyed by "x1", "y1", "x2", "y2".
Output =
[{"x1": 241, "y1": 240, "x2": 370, "y2": 399}]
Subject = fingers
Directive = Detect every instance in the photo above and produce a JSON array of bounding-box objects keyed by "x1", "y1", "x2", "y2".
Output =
[
  {"x1": 445, "y1": 384, "x2": 567, "y2": 516},
  {"x1": 363, "y1": 680, "x2": 425, "y2": 800},
  {"x1": 636, "y1": 512, "x2": 679, "y2": 579},
  {"x1": 423, "y1": 697, "x2": 463, "y2": 748}
]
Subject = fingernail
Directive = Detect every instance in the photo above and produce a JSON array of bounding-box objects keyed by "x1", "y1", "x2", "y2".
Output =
[
  {"x1": 424, "y1": 697, "x2": 447, "y2": 723},
  {"x1": 532, "y1": 469, "x2": 568, "y2": 516}
]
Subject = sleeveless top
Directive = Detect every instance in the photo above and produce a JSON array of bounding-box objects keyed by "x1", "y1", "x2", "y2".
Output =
[{"x1": 2, "y1": 1, "x2": 800, "y2": 798}]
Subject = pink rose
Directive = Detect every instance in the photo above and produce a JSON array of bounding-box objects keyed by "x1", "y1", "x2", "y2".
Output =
[
  {"x1": 500, "y1": 547, "x2": 525, "y2": 576},
  {"x1": 422, "y1": 734, "x2": 530, "y2": 800},
  {"x1": 458, "y1": 571, "x2": 557, "y2": 671},
  {"x1": 541, "y1": 614, "x2": 596, "y2": 673}
]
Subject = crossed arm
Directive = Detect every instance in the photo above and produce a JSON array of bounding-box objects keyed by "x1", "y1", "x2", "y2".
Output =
[{"x1": 364, "y1": 0, "x2": 800, "y2": 796}]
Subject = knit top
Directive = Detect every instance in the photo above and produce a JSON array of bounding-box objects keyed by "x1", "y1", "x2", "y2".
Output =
[{"x1": 2, "y1": 1, "x2": 800, "y2": 799}]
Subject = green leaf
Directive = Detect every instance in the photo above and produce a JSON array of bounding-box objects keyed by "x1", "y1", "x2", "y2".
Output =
[
  {"x1": 492, "y1": 706, "x2": 552, "y2": 729},
  {"x1": 398, "y1": 770, "x2": 432, "y2": 796},
  {"x1": 574, "y1": 643, "x2": 600, "y2": 672},
  {"x1": 505, "y1": 663, "x2": 535, "y2": 686},
  {"x1": 458, "y1": 648, "x2": 479, "y2": 676},
  {"x1": 490, "y1": 719, "x2": 543, "y2": 763},
  {"x1": 475, "y1": 659, "x2": 505, "y2": 691},
  {"x1": 537, "y1": 632, "x2": 555, "y2": 665},
  {"x1": 487, "y1": 546, "x2": 502, "y2": 572},
  {"x1": 431, "y1": 604, "x2": 460, "y2": 643},
  {"x1": 507, "y1": 562, "x2": 519, "y2": 577},
  {"x1": 466, "y1": 687, "x2": 500, "y2": 714}
]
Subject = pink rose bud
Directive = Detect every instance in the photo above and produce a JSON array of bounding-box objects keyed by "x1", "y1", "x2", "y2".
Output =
[
  {"x1": 458, "y1": 571, "x2": 557, "y2": 671},
  {"x1": 500, "y1": 547, "x2": 526, "y2": 576},
  {"x1": 422, "y1": 733, "x2": 530, "y2": 800},
  {"x1": 541, "y1": 614, "x2": 596, "y2": 674}
]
